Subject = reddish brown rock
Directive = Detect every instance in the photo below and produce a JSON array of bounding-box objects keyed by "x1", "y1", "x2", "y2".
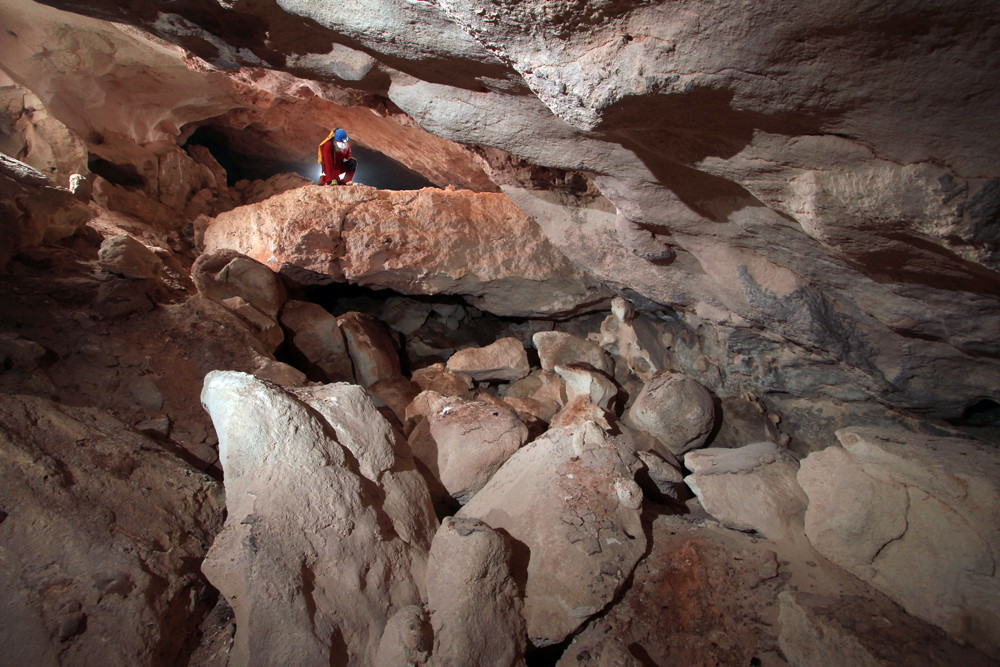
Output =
[
  {"x1": 279, "y1": 300, "x2": 353, "y2": 383},
  {"x1": 337, "y1": 311, "x2": 402, "y2": 388},
  {"x1": 204, "y1": 186, "x2": 610, "y2": 318}
]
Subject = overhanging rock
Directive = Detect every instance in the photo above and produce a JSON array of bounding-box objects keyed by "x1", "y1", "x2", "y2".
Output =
[{"x1": 204, "y1": 184, "x2": 612, "y2": 317}]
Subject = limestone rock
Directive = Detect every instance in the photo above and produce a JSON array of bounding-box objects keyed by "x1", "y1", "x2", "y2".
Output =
[
  {"x1": 778, "y1": 590, "x2": 993, "y2": 667},
  {"x1": 798, "y1": 426, "x2": 1000, "y2": 657},
  {"x1": 406, "y1": 391, "x2": 529, "y2": 506},
  {"x1": 410, "y1": 362, "x2": 474, "y2": 400},
  {"x1": 192, "y1": 248, "x2": 287, "y2": 317},
  {"x1": 252, "y1": 358, "x2": 308, "y2": 387},
  {"x1": 503, "y1": 369, "x2": 567, "y2": 415},
  {"x1": 337, "y1": 311, "x2": 402, "y2": 388},
  {"x1": 381, "y1": 297, "x2": 433, "y2": 336},
  {"x1": 279, "y1": 300, "x2": 353, "y2": 382},
  {"x1": 204, "y1": 186, "x2": 610, "y2": 318},
  {"x1": 374, "y1": 605, "x2": 430, "y2": 667},
  {"x1": 458, "y1": 422, "x2": 645, "y2": 646},
  {"x1": 426, "y1": 517, "x2": 526, "y2": 666},
  {"x1": 684, "y1": 442, "x2": 808, "y2": 541},
  {"x1": 635, "y1": 449, "x2": 687, "y2": 504},
  {"x1": 623, "y1": 370, "x2": 716, "y2": 457},
  {"x1": 0, "y1": 153, "x2": 92, "y2": 267},
  {"x1": 446, "y1": 337, "x2": 530, "y2": 382},
  {"x1": 554, "y1": 363, "x2": 618, "y2": 411},
  {"x1": 221, "y1": 296, "x2": 284, "y2": 352},
  {"x1": 200, "y1": 371, "x2": 435, "y2": 665},
  {"x1": 595, "y1": 297, "x2": 665, "y2": 383},
  {"x1": 558, "y1": 515, "x2": 782, "y2": 666},
  {"x1": 98, "y1": 234, "x2": 162, "y2": 279},
  {"x1": 0, "y1": 394, "x2": 223, "y2": 666},
  {"x1": 533, "y1": 330, "x2": 614, "y2": 376},
  {"x1": 367, "y1": 375, "x2": 420, "y2": 427}
]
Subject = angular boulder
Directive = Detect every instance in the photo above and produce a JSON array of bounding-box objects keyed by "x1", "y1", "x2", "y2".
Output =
[
  {"x1": 798, "y1": 426, "x2": 1000, "y2": 657},
  {"x1": 446, "y1": 337, "x2": 530, "y2": 382},
  {"x1": 426, "y1": 517, "x2": 526, "y2": 666},
  {"x1": 458, "y1": 422, "x2": 645, "y2": 646},
  {"x1": 337, "y1": 311, "x2": 402, "y2": 388},
  {"x1": 191, "y1": 248, "x2": 287, "y2": 317},
  {"x1": 623, "y1": 370, "x2": 716, "y2": 457},
  {"x1": 533, "y1": 330, "x2": 614, "y2": 376},
  {"x1": 684, "y1": 441, "x2": 808, "y2": 541},
  {"x1": 279, "y1": 300, "x2": 353, "y2": 382},
  {"x1": 98, "y1": 234, "x2": 162, "y2": 279},
  {"x1": 200, "y1": 371, "x2": 435, "y2": 665},
  {"x1": 406, "y1": 391, "x2": 529, "y2": 506},
  {"x1": 204, "y1": 186, "x2": 610, "y2": 317}
]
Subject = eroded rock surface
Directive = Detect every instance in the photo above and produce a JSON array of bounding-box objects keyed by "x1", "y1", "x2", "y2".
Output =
[
  {"x1": 0, "y1": 394, "x2": 223, "y2": 666},
  {"x1": 798, "y1": 426, "x2": 1000, "y2": 657},
  {"x1": 200, "y1": 371, "x2": 435, "y2": 665},
  {"x1": 458, "y1": 422, "x2": 645, "y2": 646},
  {"x1": 204, "y1": 185, "x2": 611, "y2": 317}
]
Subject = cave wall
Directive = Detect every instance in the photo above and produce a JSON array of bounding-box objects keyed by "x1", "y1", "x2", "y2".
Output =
[{"x1": 8, "y1": 0, "x2": 995, "y2": 439}]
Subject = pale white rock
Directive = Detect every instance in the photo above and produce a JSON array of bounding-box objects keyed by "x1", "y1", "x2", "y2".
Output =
[
  {"x1": 337, "y1": 311, "x2": 402, "y2": 388},
  {"x1": 98, "y1": 234, "x2": 162, "y2": 279},
  {"x1": 446, "y1": 337, "x2": 530, "y2": 383},
  {"x1": 798, "y1": 425, "x2": 1000, "y2": 657},
  {"x1": 554, "y1": 363, "x2": 618, "y2": 411},
  {"x1": 200, "y1": 371, "x2": 434, "y2": 666},
  {"x1": 533, "y1": 330, "x2": 614, "y2": 376},
  {"x1": 458, "y1": 423, "x2": 645, "y2": 646},
  {"x1": 623, "y1": 370, "x2": 716, "y2": 457},
  {"x1": 684, "y1": 442, "x2": 808, "y2": 541},
  {"x1": 279, "y1": 300, "x2": 353, "y2": 382},
  {"x1": 426, "y1": 517, "x2": 526, "y2": 667}
]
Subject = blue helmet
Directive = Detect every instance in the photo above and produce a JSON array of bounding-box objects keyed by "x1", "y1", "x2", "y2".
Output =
[{"x1": 334, "y1": 128, "x2": 349, "y2": 142}]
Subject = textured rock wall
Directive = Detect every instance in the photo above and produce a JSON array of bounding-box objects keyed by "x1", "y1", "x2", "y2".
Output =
[{"x1": 18, "y1": 0, "x2": 997, "y2": 430}]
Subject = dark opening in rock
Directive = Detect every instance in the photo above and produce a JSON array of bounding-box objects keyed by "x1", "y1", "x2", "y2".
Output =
[{"x1": 87, "y1": 157, "x2": 145, "y2": 188}]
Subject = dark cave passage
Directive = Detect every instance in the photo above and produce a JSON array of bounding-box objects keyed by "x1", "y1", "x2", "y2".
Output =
[{"x1": 183, "y1": 126, "x2": 436, "y2": 191}]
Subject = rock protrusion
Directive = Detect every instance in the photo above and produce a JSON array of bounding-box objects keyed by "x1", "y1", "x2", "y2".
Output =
[
  {"x1": 798, "y1": 426, "x2": 1000, "y2": 657},
  {"x1": 446, "y1": 337, "x2": 530, "y2": 382},
  {"x1": 200, "y1": 371, "x2": 435, "y2": 666},
  {"x1": 426, "y1": 517, "x2": 526, "y2": 666}
]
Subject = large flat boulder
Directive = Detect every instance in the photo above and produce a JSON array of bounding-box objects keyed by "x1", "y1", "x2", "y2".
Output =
[
  {"x1": 798, "y1": 425, "x2": 1000, "y2": 657},
  {"x1": 204, "y1": 185, "x2": 610, "y2": 318}
]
